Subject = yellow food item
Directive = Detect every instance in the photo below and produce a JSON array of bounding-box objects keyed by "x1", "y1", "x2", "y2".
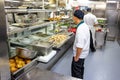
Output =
[
  {"x1": 9, "y1": 56, "x2": 32, "y2": 73},
  {"x1": 10, "y1": 67, "x2": 18, "y2": 73},
  {"x1": 48, "y1": 17, "x2": 61, "y2": 21},
  {"x1": 17, "y1": 63, "x2": 23, "y2": 68},
  {"x1": 25, "y1": 59, "x2": 31, "y2": 64},
  {"x1": 15, "y1": 59, "x2": 19, "y2": 64},
  {"x1": 10, "y1": 62, "x2": 16, "y2": 68},
  {"x1": 16, "y1": 60, "x2": 25, "y2": 68},
  {"x1": 22, "y1": 62, "x2": 26, "y2": 67},
  {"x1": 18, "y1": 60, "x2": 24, "y2": 64},
  {"x1": 49, "y1": 34, "x2": 67, "y2": 46}
]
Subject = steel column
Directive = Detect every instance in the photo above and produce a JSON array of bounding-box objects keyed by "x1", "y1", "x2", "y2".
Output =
[{"x1": 0, "y1": 0, "x2": 11, "y2": 80}]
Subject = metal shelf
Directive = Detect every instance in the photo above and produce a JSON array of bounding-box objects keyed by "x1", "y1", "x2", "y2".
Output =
[
  {"x1": 5, "y1": 9, "x2": 57, "y2": 13},
  {"x1": 7, "y1": 21, "x2": 57, "y2": 37},
  {"x1": 28, "y1": 21, "x2": 57, "y2": 30},
  {"x1": 5, "y1": 9, "x2": 27, "y2": 13},
  {"x1": 28, "y1": 9, "x2": 57, "y2": 12}
]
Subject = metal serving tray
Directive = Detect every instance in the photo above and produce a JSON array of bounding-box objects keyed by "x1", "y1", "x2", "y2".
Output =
[
  {"x1": 30, "y1": 40, "x2": 53, "y2": 56},
  {"x1": 12, "y1": 58, "x2": 38, "y2": 79}
]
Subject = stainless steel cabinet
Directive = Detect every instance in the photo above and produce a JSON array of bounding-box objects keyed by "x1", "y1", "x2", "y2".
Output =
[{"x1": 106, "y1": 1, "x2": 120, "y2": 40}]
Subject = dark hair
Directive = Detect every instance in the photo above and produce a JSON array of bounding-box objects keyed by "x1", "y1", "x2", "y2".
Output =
[
  {"x1": 87, "y1": 8, "x2": 91, "y2": 12},
  {"x1": 74, "y1": 10, "x2": 84, "y2": 19}
]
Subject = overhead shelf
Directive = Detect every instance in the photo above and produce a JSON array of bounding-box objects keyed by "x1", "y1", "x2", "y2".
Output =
[
  {"x1": 8, "y1": 21, "x2": 57, "y2": 37},
  {"x1": 28, "y1": 21, "x2": 57, "y2": 30},
  {"x1": 27, "y1": 9, "x2": 57, "y2": 13},
  {"x1": 5, "y1": 9, "x2": 57, "y2": 13},
  {"x1": 5, "y1": 9, "x2": 27, "y2": 13}
]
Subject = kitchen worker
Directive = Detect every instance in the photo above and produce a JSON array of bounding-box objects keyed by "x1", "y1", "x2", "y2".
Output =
[
  {"x1": 50, "y1": 11, "x2": 56, "y2": 18},
  {"x1": 84, "y1": 8, "x2": 98, "y2": 52},
  {"x1": 71, "y1": 10, "x2": 90, "y2": 79}
]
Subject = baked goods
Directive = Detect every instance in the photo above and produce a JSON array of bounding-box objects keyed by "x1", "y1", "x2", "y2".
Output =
[
  {"x1": 49, "y1": 34, "x2": 67, "y2": 46},
  {"x1": 9, "y1": 56, "x2": 31, "y2": 73}
]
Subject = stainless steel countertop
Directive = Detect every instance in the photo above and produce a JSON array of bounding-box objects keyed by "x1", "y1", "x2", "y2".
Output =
[{"x1": 16, "y1": 67, "x2": 80, "y2": 80}]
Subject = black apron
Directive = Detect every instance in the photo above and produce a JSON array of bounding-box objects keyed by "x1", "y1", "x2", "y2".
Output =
[
  {"x1": 90, "y1": 30, "x2": 96, "y2": 52},
  {"x1": 71, "y1": 58, "x2": 85, "y2": 79}
]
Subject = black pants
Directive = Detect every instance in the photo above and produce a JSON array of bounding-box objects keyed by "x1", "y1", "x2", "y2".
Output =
[
  {"x1": 71, "y1": 57, "x2": 85, "y2": 79},
  {"x1": 90, "y1": 30, "x2": 96, "y2": 52}
]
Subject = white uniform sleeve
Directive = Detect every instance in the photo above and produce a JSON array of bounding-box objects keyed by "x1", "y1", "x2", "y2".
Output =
[
  {"x1": 76, "y1": 30, "x2": 85, "y2": 48},
  {"x1": 94, "y1": 15, "x2": 98, "y2": 24},
  {"x1": 83, "y1": 15, "x2": 87, "y2": 24}
]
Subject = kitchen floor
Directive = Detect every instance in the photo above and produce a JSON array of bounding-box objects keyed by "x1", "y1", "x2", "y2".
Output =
[{"x1": 51, "y1": 41, "x2": 120, "y2": 80}]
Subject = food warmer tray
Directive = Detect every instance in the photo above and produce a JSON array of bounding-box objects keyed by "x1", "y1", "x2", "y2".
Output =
[
  {"x1": 12, "y1": 58, "x2": 38, "y2": 79},
  {"x1": 53, "y1": 32, "x2": 74, "y2": 48},
  {"x1": 30, "y1": 40, "x2": 53, "y2": 56}
]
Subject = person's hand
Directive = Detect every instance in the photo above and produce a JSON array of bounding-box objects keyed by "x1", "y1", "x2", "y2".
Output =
[{"x1": 74, "y1": 57, "x2": 79, "y2": 62}]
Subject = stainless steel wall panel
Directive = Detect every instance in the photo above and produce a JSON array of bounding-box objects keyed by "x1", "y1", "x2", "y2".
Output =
[
  {"x1": 88, "y1": 2, "x2": 106, "y2": 18},
  {"x1": 106, "y1": 1, "x2": 120, "y2": 40},
  {"x1": 106, "y1": 10, "x2": 118, "y2": 40},
  {"x1": 0, "y1": 1, "x2": 7, "y2": 41},
  {"x1": 0, "y1": 0, "x2": 11, "y2": 80},
  {"x1": 106, "y1": 10, "x2": 118, "y2": 26},
  {"x1": 93, "y1": 9, "x2": 105, "y2": 18},
  {"x1": 0, "y1": 42, "x2": 11, "y2": 80}
]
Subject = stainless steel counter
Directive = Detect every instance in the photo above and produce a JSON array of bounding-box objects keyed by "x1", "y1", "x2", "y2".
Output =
[
  {"x1": 16, "y1": 67, "x2": 80, "y2": 80},
  {"x1": 12, "y1": 34, "x2": 75, "y2": 79}
]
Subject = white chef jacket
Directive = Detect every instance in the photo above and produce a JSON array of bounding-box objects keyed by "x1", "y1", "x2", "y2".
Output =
[
  {"x1": 73, "y1": 22, "x2": 90, "y2": 59},
  {"x1": 84, "y1": 13, "x2": 98, "y2": 29},
  {"x1": 50, "y1": 12, "x2": 56, "y2": 18},
  {"x1": 84, "y1": 13, "x2": 98, "y2": 43}
]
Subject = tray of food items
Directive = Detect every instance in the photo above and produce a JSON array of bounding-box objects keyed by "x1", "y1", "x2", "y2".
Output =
[
  {"x1": 48, "y1": 34, "x2": 69, "y2": 48},
  {"x1": 9, "y1": 47, "x2": 38, "y2": 74},
  {"x1": 9, "y1": 56, "x2": 32, "y2": 73}
]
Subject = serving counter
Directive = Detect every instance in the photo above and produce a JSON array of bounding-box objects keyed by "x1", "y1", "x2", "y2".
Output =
[{"x1": 12, "y1": 33, "x2": 75, "y2": 79}]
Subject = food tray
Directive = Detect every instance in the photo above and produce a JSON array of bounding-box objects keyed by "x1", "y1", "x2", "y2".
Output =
[
  {"x1": 9, "y1": 56, "x2": 33, "y2": 73},
  {"x1": 48, "y1": 33, "x2": 71, "y2": 48},
  {"x1": 53, "y1": 36, "x2": 70, "y2": 48},
  {"x1": 30, "y1": 40, "x2": 53, "y2": 56}
]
